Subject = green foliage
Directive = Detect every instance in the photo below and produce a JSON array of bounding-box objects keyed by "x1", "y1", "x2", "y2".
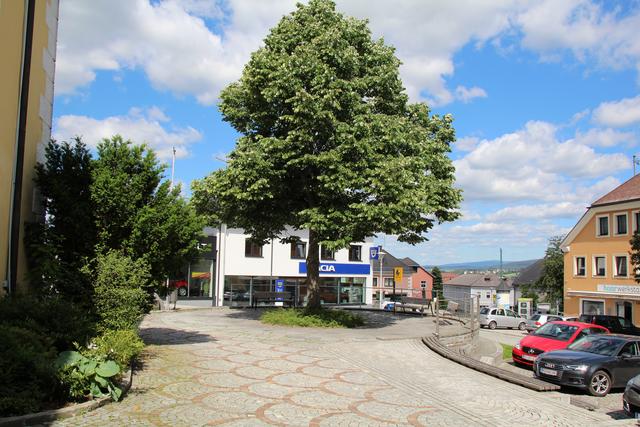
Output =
[
  {"x1": 535, "y1": 236, "x2": 564, "y2": 312},
  {"x1": 91, "y1": 251, "x2": 153, "y2": 332},
  {"x1": 88, "y1": 329, "x2": 145, "y2": 370},
  {"x1": 55, "y1": 351, "x2": 122, "y2": 402},
  {"x1": 0, "y1": 326, "x2": 58, "y2": 416},
  {"x1": 193, "y1": 0, "x2": 460, "y2": 306},
  {"x1": 24, "y1": 138, "x2": 95, "y2": 305},
  {"x1": 92, "y1": 136, "x2": 203, "y2": 282},
  {"x1": 431, "y1": 267, "x2": 443, "y2": 294},
  {"x1": 501, "y1": 343, "x2": 513, "y2": 360},
  {"x1": 0, "y1": 295, "x2": 94, "y2": 352},
  {"x1": 520, "y1": 284, "x2": 540, "y2": 307},
  {"x1": 260, "y1": 308, "x2": 364, "y2": 328},
  {"x1": 631, "y1": 231, "x2": 640, "y2": 283}
]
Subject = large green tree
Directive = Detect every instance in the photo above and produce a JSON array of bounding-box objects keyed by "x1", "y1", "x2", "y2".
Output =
[
  {"x1": 431, "y1": 267, "x2": 443, "y2": 297},
  {"x1": 192, "y1": 0, "x2": 461, "y2": 307},
  {"x1": 92, "y1": 136, "x2": 204, "y2": 282},
  {"x1": 535, "y1": 236, "x2": 564, "y2": 312}
]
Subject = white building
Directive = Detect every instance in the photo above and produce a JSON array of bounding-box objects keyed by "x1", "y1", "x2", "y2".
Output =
[{"x1": 180, "y1": 225, "x2": 376, "y2": 307}]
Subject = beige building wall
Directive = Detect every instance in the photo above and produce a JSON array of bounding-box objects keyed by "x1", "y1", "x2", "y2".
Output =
[
  {"x1": 0, "y1": 0, "x2": 59, "y2": 293},
  {"x1": 563, "y1": 201, "x2": 640, "y2": 324}
]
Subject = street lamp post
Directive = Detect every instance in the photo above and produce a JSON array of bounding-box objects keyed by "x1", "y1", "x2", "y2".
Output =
[{"x1": 378, "y1": 250, "x2": 385, "y2": 309}]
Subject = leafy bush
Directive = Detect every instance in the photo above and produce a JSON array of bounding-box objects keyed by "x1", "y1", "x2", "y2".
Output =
[
  {"x1": 55, "y1": 351, "x2": 122, "y2": 401},
  {"x1": 89, "y1": 329, "x2": 144, "y2": 369},
  {"x1": 0, "y1": 295, "x2": 94, "y2": 352},
  {"x1": 0, "y1": 326, "x2": 58, "y2": 416},
  {"x1": 261, "y1": 308, "x2": 365, "y2": 328},
  {"x1": 92, "y1": 251, "x2": 153, "y2": 332}
]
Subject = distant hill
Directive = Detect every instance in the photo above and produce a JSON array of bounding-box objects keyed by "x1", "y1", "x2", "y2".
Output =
[{"x1": 426, "y1": 259, "x2": 539, "y2": 272}]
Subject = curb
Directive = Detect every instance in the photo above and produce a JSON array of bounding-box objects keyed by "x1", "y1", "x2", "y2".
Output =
[
  {"x1": 422, "y1": 336, "x2": 560, "y2": 392},
  {"x1": 0, "y1": 366, "x2": 134, "y2": 426}
]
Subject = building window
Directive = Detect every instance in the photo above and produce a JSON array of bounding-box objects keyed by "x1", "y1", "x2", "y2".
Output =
[
  {"x1": 615, "y1": 213, "x2": 628, "y2": 235},
  {"x1": 593, "y1": 256, "x2": 606, "y2": 277},
  {"x1": 486, "y1": 292, "x2": 490, "y2": 299},
  {"x1": 373, "y1": 277, "x2": 378, "y2": 287},
  {"x1": 290, "y1": 241, "x2": 306, "y2": 259},
  {"x1": 615, "y1": 255, "x2": 628, "y2": 277},
  {"x1": 582, "y1": 299, "x2": 604, "y2": 315},
  {"x1": 420, "y1": 281, "x2": 427, "y2": 288},
  {"x1": 320, "y1": 246, "x2": 335, "y2": 260},
  {"x1": 349, "y1": 245, "x2": 362, "y2": 261},
  {"x1": 384, "y1": 277, "x2": 393, "y2": 287},
  {"x1": 244, "y1": 239, "x2": 263, "y2": 257},
  {"x1": 575, "y1": 257, "x2": 586, "y2": 276},
  {"x1": 634, "y1": 211, "x2": 640, "y2": 234},
  {"x1": 597, "y1": 215, "x2": 609, "y2": 237}
]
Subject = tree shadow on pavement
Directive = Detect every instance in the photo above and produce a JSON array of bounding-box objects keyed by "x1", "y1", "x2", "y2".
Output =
[{"x1": 139, "y1": 327, "x2": 216, "y2": 345}]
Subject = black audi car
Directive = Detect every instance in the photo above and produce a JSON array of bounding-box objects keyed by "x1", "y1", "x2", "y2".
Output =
[{"x1": 533, "y1": 334, "x2": 640, "y2": 396}]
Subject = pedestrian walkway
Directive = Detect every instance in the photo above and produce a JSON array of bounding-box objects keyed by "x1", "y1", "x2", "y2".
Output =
[{"x1": 54, "y1": 308, "x2": 632, "y2": 426}]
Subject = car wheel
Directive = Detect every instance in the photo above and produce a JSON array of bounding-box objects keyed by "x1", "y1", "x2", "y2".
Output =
[
  {"x1": 178, "y1": 287, "x2": 187, "y2": 297},
  {"x1": 588, "y1": 370, "x2": 611, "y2": 397},
  {"x1": 518, "y1": 322, "x2": 526, "y2": 331},
  {"x1": 489, "y1": 321, "x2": 497, "y2": 330}
]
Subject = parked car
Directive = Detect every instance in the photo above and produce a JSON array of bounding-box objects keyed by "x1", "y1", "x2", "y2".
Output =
[
  {"x1": 624, "y1": 373, "x2": 640, "y2": 416},
  {"x1": 526, "y1": 313, "x2": 564, "y2": 333},
  {"x1": 578, "y1": 315, "x2": 640, "y2": 336},
  {"x1": 512, "y1": 321, "x2": 608, "y2": 367},
  {"x1": 534, "y1": 334, "x2": 640, "y2": 396},
  {"x1": 479, "y1": 307, "x2": 527, "y2": 330},
  {"x1": 563, "y1": 316, "x2": 580, "y2": 322}
]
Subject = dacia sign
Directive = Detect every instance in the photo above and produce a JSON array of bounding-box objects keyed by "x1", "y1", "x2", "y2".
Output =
[{"x1": 299, "y1": 262, "x2": 370, "y2": 275}]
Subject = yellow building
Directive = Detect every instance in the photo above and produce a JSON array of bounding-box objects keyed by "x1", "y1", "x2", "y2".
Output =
[
  {"x1": 562, "y1": 174, "x2": 640, "y2": 324},
  {"x1": 1, "y1": 0, "x2": 59, "y2": 294}
]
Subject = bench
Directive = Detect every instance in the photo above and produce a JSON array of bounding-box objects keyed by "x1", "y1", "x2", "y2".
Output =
[
  {"x1": 251, "y1": 291, "x2": 294, "y2": 309},
  {"x1": 396, "y1": 296, "x2": 433, "y2": 316}
]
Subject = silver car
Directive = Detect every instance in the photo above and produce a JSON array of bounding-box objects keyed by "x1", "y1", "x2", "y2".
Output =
[
  {"x1": 525, "y1": 313, "x2": 563, "y2": 332},
  {"x1": 479, "y1": 307, "x2": 527, "y2": 330}
]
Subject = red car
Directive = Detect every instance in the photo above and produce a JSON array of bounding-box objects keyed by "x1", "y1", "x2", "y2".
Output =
[{"x1": 512, "y1": 321, "x2": 608, "y2": 367}]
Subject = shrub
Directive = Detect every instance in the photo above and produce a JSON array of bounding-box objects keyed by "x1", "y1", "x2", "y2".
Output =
[
  {"x1": 92, "y1": 251, "x2": 153, "y2": 332},
  {"x1": 0, "y1": 326, "x2": 58, "y2": 416},
  {"x1": 89, "y1": 329, "x2": 144, "y2": 369},
  {"x1": 260, "y1": 308, "x2": 365, "y2": 328},
  {"x1": 55, "y1": 351, "x2": 122, "y2": 402},
  {"x1": 0, "y1": 295, "x2": 94, "y2": 352}
]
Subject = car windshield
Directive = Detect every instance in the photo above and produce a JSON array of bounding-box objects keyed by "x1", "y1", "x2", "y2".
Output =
[
  {"x1": 530, "y1": 314, "x2": 540, "y2": 321},
  {"x1": 567, "y1": 336, "x2": 623, "y2": 356},
  {"x1": 480, "y1": 307, "x2": 490, "y2": 315},
  {"x1": 532, "y1": 323, "x2": 578, "y2": 341}
]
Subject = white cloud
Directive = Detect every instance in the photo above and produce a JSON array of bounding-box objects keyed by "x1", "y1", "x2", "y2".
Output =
[
  {"x1": 572, "y1": 128, "x2": 636, "y2": 147},
  {"x1": 53, "y1": 107, "x2": 202, "y2": 160},
  {"x1": 592, "y1": 96, "x2": 640, "y2": 128},
  {"x1": 455, "y1": 86, "x2": 488, "y2": 103},
  {"x1": 455, "y1": 121, "x2": 629, "y2": 202},
  {"x1": 455, "y1": 136, "x2": 480, "y2": 152},
  {"x1": 486, "y1": 202, "x2": 586, "y2": 221}
]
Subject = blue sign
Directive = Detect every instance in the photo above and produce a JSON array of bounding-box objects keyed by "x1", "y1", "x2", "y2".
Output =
[
  {"x1": 298, "y1": 262, "x2": 370, "y2": 275},
  {"x1": 275, "y1": 279, "x2": 285, "y2": 301},
  {"x1": 369, "y1": 246, "x2": 381, "y2": 260}
]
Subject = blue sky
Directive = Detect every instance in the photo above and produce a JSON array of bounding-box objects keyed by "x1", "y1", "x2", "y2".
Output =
[{"x1": 52, "y1": 0, "x2": 640, "y2": 265}]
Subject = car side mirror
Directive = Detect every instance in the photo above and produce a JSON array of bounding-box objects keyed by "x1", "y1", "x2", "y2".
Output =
[{"x1": 620, "y1": 352, "x2": 633, "y2": 359}]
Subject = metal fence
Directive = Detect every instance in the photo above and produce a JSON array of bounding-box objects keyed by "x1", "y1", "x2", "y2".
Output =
[{"x1": 432, "y1": 289, "x2": 480, "y2": 341}]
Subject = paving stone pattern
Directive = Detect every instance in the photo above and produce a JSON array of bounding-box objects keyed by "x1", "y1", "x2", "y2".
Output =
[{"x1": 53, "y1": 309, "x2": 632, "y2": 426}]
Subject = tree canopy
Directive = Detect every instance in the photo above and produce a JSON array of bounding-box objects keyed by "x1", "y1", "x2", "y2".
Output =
[
  {"x1": 534, "y1": 236, "x2": 564, "y2": 312},
  {"x1": 192, "y1": 0, "x2": 461, "y2": 306}
]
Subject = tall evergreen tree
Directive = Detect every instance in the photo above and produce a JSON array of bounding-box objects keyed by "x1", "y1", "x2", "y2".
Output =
[
  {"x1": 535, "y1": 236, "x2": 564, "y2": 312},
  {"x1": 193, "y1": 0, "x2": 461, "y2": 308},
  {"x1": 431, "y1": 267, "x2": 443, "y2": 296}
]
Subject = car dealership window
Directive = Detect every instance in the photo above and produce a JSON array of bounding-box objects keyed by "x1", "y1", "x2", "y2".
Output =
[
  {"x1": 244, "y1": 239, "x2": 263, "y2": 257},
  {"x1": 320, "y1": 246, "x2": 335, "y2": 260},
  {"x1": 349, "y1": 245, "x2": 362, "y2": 261},
  {"x1": 582, "y1": 299, "x2": 604, "y2": 315},
  {"x1": 290, "y1": 241, "x2": 306, "y2": 259}
]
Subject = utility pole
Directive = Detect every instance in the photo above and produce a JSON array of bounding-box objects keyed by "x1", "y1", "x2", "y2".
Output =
[{"x1": 166, "y1": 146, "x2": 177, "y2": 309}]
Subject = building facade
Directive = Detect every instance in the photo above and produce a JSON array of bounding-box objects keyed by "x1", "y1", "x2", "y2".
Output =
[
  {"x1": 1, "y1": 0, "x2": 59, "y2": 294},
  {"x1": 562, "y1": 175, "x2": 640, "y2": 323},
  {"x1": 174, "y1": 226, "x2": 376, "y2": 307},
  {"x1": 371, "y1": 253, "x2": 433, "y2": 300},
  {"x1": 443, "y1": 273, "x2": 514, "y2": 308}
]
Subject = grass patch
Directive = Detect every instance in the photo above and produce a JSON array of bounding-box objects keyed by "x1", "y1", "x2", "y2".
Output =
[
  {"x1": 501, "y1": 343, "x2": 513, "y2": 360},
  {"x1": 260, "y1": 308, "x2": 365, "y2": 328}
]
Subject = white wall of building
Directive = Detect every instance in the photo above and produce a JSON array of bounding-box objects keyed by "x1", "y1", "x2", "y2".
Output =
[{"x1": 214, "y1": 225, "x2": 375, "y2": 306}]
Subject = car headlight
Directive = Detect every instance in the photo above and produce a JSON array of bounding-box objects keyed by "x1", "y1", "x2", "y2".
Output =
[
  {"x1": 564, "y1": 364, "x2": 588, "y2": 372},
  {"x1": 514, "y1": 344, "x2": 521, "y2": 350}
]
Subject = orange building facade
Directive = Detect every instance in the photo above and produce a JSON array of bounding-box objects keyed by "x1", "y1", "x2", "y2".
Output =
[{"x1": 562, "y1": 175, "x2": 640, "y2": 324}]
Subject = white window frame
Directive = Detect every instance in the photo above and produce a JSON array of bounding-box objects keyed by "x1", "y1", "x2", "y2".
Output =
[
  {"x1": 614, "y1": 211, "x2": 629, "y2": 236},
  {"x1": 592, "y1": 254, "x2": 607, "y2": 278},
  {"x1": 573, "y1": 255, "x2": 587, "y2": 277},
  {"x1": 580, "y1": 298, "x2": 606, "y2": 316},
  {"x1": 633, "y1": 210, "x2": 640, "y2": 234},
  {"x1": 613, "y1": 253, "x2": 629, "y2": 278},
  {"x1": 596, "y1": 214, "x2": 610, "y2": 238}
]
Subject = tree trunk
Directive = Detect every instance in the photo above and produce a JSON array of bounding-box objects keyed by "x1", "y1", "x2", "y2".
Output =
[{"x1": 306, "y1": 229, "x2": 321, "y2": 309}]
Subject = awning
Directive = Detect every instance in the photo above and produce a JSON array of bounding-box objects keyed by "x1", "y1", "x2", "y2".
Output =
[{"x1": 566, "y1": 290, "x2": 640, "y2": 301}]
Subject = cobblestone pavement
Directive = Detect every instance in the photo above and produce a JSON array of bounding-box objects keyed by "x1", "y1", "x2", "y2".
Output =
[{"x1": 54, "y1": 308, "x2": 634, "y2": 426}]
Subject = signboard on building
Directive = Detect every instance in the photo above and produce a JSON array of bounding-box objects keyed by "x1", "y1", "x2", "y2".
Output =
[
  {"x1": 298, "y1": 262, "x2": 370, "y2": 275},
  {"x1": 597, "y1": 284, "x2": 640, "y2": 295},
  {"x1": 369, "y1": 246, "x2": 380, "y2": 260},
  {"x1": 275, "y1": 279, "x2": 285, "y2": 305}
]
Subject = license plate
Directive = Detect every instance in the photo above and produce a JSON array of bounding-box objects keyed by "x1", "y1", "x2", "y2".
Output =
[
  {"x1": 522, "y1": 354, "x2": 537, "y2": 361},
  {"x1": 539, "y1": 367, "x2": 558, "y2": 376}
]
